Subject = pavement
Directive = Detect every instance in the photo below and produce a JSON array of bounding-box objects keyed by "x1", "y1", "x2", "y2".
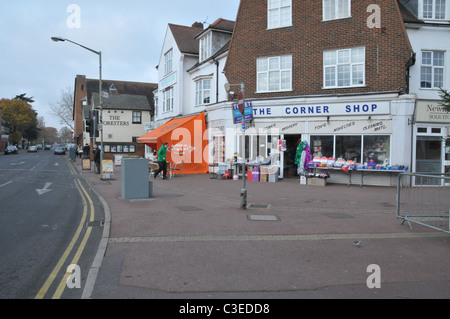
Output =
[{"x1": 72, "y1": 157, "x2": 450, "y2": 300}]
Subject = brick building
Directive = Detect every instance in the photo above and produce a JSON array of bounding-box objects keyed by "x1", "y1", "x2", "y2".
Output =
[{"x1": 222, "y1": 0, "x2": 419, "y2": 185}]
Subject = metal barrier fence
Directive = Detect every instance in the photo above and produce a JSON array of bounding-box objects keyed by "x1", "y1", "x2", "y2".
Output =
[{"x1": 396, "y1": 173, "x2": 450, "y2": 234}]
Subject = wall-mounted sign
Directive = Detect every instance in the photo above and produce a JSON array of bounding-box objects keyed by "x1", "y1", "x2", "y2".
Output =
[
  {"x1": 160, "y1": 72, "x2": 177, "y2": 90},
  {"x1": 103, "y1": 115, "x2": 130, "y2": 126},
  {"x1": 416, "y1": 100, "x2": 450, "y2": 123},
  {"x1": 251, "y1": 101, "x2": 390, "y2": 118},
  {"x1": 310, "y1": 119, "x2": 392, "y2": 134}
]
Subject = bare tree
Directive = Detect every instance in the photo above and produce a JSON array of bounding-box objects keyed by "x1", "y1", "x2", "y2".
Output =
[
  {"x1": 49, "y1": 87, "x2": 74, "y2": 131},
  {"x1": 59, "y1": 127, "x2": 73, "y2": 144}
]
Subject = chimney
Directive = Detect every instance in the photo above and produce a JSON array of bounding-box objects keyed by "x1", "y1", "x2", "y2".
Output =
[{"x1": 192, "y1": 22, "x2": 204, "y2": 29}]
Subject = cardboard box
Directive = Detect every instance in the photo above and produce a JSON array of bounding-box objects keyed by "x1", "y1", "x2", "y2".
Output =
[
  {"x1": 307, "y1": 177, "x2": 327, "y2": 187},
  {"x1": 269, "y1": 172, "x2": 279, "y2": 183},
  {"x1": 260, "y1": 173, "x2": 268, "y2": 182}
]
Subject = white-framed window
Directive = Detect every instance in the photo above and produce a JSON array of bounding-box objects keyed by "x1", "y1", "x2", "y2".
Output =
[
  {"x1": 323, "y1": 0, "x2": 351, "y2": 21},
  {"x1": 132, "y1": 111, "x2": 142, "y2": 124},
  {"x1": 162, "y1": 88, "x2": 173, "y2": 112},
  {"x1": 257, "y1": 55, "x2": 292, "y2": 92},
  {"x1": 199, "y1": 32, "x2": 212, "y2": 62},
  {"x1": 421, "y1": 0, "x2": 447, "y2": 19},
  {"x1": 421, "y1": 51, "x2": 445, "y2": 88},
  {"x1": 154, "y1": 95, "x2": 158, "y2": 115},
  {"x1": 195, "y1": 79, "x2": 211, "y2": 105},
  {"x1": 268, "y1": 0, "x2": 292, "y2": 29},
  {"x1": 164, "y1": 49, "x2": 173, "y2": 75},
  {"x1": 323, "y1": 47, "x2": 365, "y2": 88}
]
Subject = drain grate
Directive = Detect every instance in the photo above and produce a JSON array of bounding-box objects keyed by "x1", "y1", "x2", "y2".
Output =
[
  {"x1": 323, "y1": 213, "x2": 354, "y2": 219},
  {"x1": 158, "y1": 194, "x2": 184, "y2": 198},
  {"x1": 86, "y1": 220, "x2": 104, "y2": 227},
  {"x1": 248, "y1": 203, "x2": 271, "y2": 209},
  {"x1": 247, "y1": 214, "x2": 280, "y2": 221},
  {"x1": 176, "y1": 206, "x2": 203, "y2": 212}
]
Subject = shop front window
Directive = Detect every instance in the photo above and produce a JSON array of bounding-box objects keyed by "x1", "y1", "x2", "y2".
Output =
[
  {"x1": 239, "y1": 134, "x2": 273, "y2": 160},
  {"x1": 311, "y1": 135, "x2": 391, "y2": 164},
  {"x1": 363, "y1": 136, "x2": 390, "y2": 164},
  {"x1": 213, "y1": 136, "x2": 225, "y2": 163},
  {"x1": 336, "y1": 136, "x2": 362, "y2": 162},
  {"x1": 311, "y1": 136, "x2": 334, "y2": 158}
]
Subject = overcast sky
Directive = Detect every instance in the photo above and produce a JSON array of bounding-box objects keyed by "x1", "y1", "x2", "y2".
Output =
[{"x1": 0, "y1": 0, "x2": 239, "y2": 131}]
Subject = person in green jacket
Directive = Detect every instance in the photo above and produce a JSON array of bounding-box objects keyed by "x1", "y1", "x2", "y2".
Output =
[{"x1": 153, "y1": 142, "x2": 169, "y2": 180}]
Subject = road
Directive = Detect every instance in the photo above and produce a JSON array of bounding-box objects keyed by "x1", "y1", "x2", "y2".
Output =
[{"x1": 0, "y1": 149, "x2": 103, "y2": 299}]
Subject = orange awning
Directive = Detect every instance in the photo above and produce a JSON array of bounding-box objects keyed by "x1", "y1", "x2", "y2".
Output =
[{"x1": 137, "y1": 112, "x2": 209, "y2": 174}]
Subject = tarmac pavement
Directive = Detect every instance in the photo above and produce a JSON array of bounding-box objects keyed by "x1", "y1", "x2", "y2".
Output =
[{"x1": 73, "y1": 158, "x2": 450, "y2": 300}]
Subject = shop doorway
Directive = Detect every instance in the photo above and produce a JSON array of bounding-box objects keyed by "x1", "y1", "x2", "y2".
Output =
[
  {"x1": 283, "y1": 134, "x2": 302, "y2": 179},
  {"x1": 444, "y1": 138, "x2": 450, "y2": 185},
  {"x1": 415, "y1": 136, "x2": 442, "y2": 185}
]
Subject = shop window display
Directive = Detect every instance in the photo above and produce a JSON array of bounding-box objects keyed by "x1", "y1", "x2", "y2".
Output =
[
  {"x1": 363, "y1": 136, "x2": 390, "y2": 165},
  {"x1": 310, "y1": 135, "x2": 391, "y2": 165},
  {"x1": 213, "y1": 136, "x2": 225, "y2": 163},
  {"x1": 311, "y1": 136, "x2": 333, "y2": 158},
  {"x1": 336, "y1": 136, "x2": 362, "y2": 162}
]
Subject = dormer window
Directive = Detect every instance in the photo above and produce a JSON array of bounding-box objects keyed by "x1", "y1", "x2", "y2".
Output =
[
  {"x1": 109, "y1": 84, "x2": 117, "y2": 94},
  {"x1": 420, "y1": 0, "x2": 447, "y2": 20},
  {"x1": 199, "y1": 32, "x2": 212, "y2": 62}
]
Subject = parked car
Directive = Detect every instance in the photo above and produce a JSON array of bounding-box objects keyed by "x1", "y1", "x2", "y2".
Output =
[
  {"x1": 54, "y1": 147, "x2": 66, "y2": 155},
  {"x1": 4, "y1": 145, "x2": 18, "y2": 155},
  {"x1": 28, "y1": 145, "x2": 37, "y2": 152}
]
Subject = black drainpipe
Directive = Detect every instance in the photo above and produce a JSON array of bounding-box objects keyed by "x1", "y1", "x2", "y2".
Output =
[{"x1": 214, "y1": 59, "x2": 219, "y2": 103}]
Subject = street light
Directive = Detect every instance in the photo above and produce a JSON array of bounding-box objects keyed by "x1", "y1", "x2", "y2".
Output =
[
  {"x1": 51, "y1": 36, "x2": 104, "y2": 169},
  {"x1": 225, "y1": 82, "x2": 247, "y2": 209}
]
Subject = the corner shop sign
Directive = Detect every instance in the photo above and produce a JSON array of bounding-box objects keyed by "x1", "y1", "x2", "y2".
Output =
[{"x1": 251, "y1": 101, "x2": 390, "y2": 118}]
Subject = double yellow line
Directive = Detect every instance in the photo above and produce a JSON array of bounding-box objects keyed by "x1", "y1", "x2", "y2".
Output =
[{"x1": 35, "y1": 178, "x2": 95, "y2": 299}]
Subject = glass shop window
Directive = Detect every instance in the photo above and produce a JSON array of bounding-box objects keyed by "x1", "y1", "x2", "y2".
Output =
[
  {"x1": 311, "y1": 136, "x2": 334, "y2": 158},
  {"x1": 363, "y1": 136, "x2": 390, "y2": 165},
  {"x1": 336, "y1": 136, "x2": 362, "y2": 162}
]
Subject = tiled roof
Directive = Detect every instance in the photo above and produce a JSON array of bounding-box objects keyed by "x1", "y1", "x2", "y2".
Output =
[
  {"x1": 169, "y1": 24, "x2": 204, "y2": 55},
  {"x1": 398, "y1": 2, "x2": 424, "y2": 24},
  {"x1": 92, "y1": 93, "x2": 151, "y2": 111},
  {"x1": 195, "y1": 18, "x2": 235, "y2": 39},
  {"x1": 85, "y1": 79, "x2": 157, "y2": 114}
]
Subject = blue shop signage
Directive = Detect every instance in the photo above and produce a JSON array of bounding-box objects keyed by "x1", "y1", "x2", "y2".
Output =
[
  {"x1": 232, "y1": 101, "x2": 254, "y2": 124},
  {"x1": 251, "y1": 101, "x2": 390, "y2": 118}
]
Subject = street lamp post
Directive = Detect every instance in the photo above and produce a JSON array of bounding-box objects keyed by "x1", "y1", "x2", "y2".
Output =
[
  {"x1": 51, "y1": 36, "x2": 104, "y2": 169},
  {"x1": 225, "y1": 82, "x2": 247, "y2": 209}
]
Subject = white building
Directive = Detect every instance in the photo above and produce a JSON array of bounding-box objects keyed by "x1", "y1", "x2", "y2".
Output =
[
  {"x1": 144, "y1": 19, "x2": 235, "y2": 163},
  {"x1": 400, "y1": 0, "x2": 450, "y2": 184}
]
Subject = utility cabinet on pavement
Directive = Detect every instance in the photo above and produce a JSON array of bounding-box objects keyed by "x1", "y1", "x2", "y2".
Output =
[{"x1": 121, "y1": 158, "x2": 151, "y2": 199}]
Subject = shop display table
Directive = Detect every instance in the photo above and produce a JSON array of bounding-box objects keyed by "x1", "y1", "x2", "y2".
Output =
[
  {"x1": 311, "y1": 166, "x2": 406, "y2": 187},
  {"x1": 209, "y1": 163, "x2": 218, "y2": 179}
]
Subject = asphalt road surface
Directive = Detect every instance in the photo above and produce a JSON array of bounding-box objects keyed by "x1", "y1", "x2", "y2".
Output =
[{"x1": 0, "y1": 149, "x2": 103, "y2": 299}]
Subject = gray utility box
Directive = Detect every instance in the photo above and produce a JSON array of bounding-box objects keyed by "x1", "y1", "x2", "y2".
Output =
[{"x1": 121, "y1": 158, "x2": 151, "y2": 199}]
